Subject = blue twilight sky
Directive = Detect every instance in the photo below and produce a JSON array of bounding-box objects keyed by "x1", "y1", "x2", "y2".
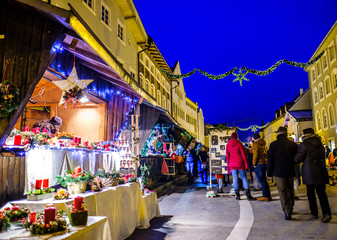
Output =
[{"x1": 133, "y1": 0, "x2": 337, "y2": 142}]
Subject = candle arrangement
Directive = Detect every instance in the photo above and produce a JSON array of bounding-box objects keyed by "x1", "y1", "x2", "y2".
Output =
[
  {"x1": 0, "y1": 210, "x2": 10, "y2": 232},
  {"x1": 68, "y1": 197, "x2": 88, "y2": 226},
  {"x1": 53, "y1": 188, "x2": 70, "y2": 200},
  {"x1": 3, "y1": 206, "x2": 30, "y2": 222}
]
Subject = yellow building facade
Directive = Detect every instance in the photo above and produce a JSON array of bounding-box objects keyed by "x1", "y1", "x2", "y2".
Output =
[{"x1": 306, "y1": 21, "x2": 337, "y2": 150}]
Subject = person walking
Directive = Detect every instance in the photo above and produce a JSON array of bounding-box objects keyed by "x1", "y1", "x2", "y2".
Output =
[
  {"x1": 247, "y1": 144, "x2": 260, "y2": 191},
  {"x1": 267, "y1": 126, "x2": 298, "y2": 220},
  {"x1": 294, "y1": 128, "x2": 332, "y2": 223},
  {"x1": 184, "y1": 148, "x2": 194, "y2": 184},
  {"x1": 252, "y1": 133, "x2": 271, "y2": 202},
  {"x1": 198, "y1": 146, "x2": 209, "y2": 185},
  {"x1": 226, "y1": 132, "x2": 256, "y2": 201}
]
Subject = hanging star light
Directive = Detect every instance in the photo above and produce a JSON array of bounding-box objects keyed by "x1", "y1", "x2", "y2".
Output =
[
  {"x1": 232, "y1": 68, "x2": 249, "y2": 86},
  {"x1": 53, "y1": 66, "x2": 93, "y2": 106}
]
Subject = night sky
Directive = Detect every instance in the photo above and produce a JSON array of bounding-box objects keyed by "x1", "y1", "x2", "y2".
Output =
[{"x1": 133, "y1": 0, "x2": 337, "y2": 142}]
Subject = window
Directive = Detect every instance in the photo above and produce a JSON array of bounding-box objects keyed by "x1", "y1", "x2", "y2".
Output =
[
  {"x1": 329, "y1": 42, "x2": 336, "y2": 62},
  {"x1": 151, "y1": 84, "x2": 155, "y2": 97},
  {"x1": 325, "y1": 77, "x2": 331, "y2": 95},
  {"x1": 156, "y1": 90, "x2": 161, "y2": 105},
  {"x1": 162, "y1": 95, "x2": 166, "y2": 109},
  {"x1": 328, "y1": 104, "x2": 335, "y2": 127},
  {"x1": 323, "y1": 108, "x2": 328, "y2": 129},
  {"x1": 312, "y1": 69, "x2": 316, "y2": 82},
  {"x1": 323, "y1": 54, "x2": 328, "y2": 69},
  {"x1": 101, "y1": 4, "x2": 110, "y2": 27},
  {"x1": 334, "y1": 72, "x2": 337, "y2": 89},
  {"x1": 83, "y1": 0, "x2": 94, "y2": 10},
  {"x1": 130, "y1": 71, "x2": 135, "y2": 79},
  {"x1": 319, "y1": 83, "x2": 324, "y2": 99},
  {"x1": 145, "y1": 80, "x2": 149, "y2": 92},
  {"x1": 167, "y1": 100, "x2": 170, "y2": 111},
  {"x1": 118, "y1": 24, "x2": 124, "y2": 41},
  {"x1": 316, "y1": 112, "x2": 322, "y2": 131},
  {"x1": 317, "y1": 61, "x2": 321, "y2": 76}
]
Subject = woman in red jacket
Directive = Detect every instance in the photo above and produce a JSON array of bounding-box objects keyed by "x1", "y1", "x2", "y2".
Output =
[{"x1": 226, "y1": 132, "x2": 256, "y2": 201}]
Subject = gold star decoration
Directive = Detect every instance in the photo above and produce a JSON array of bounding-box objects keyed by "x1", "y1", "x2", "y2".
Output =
[
  {"x1": 251, "y1": 125, "x2": 258, "y2": 132},
  {"x1": 53, "y1": 66, "x2": 93, "y2": 106},
  {"x1": 232, "y1": 68, "x2": 249, "y2": 86}
]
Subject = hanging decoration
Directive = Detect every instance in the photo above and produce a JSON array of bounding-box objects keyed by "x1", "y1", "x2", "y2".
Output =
[
  {"x1": 160, "y1": 50, "x2": 325, "y2": 85},
  {"x1": 0, "y1": 59, "x2": 20, "y2": 118},
  {"x1": 236, "y1": 122, "x2": 270, "y2": 132},
  {"x1": 53, "y1": 66, "x2": 93, "y2": 108}
]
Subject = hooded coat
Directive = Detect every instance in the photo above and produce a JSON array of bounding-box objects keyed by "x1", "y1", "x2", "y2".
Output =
[
  {"x1": 294, "y1": 134, "x2": 329, "y2": 185},
  {"x1": 226, "y1": 138, "x2": 248, "y2": 172},
  {"x1": 252, "y1": 138, "x2": 267, "y2": 166}
]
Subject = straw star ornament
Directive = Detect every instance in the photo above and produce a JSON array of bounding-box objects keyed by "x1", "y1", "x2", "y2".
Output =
[{"x1": 53, "y1": 66, "x2": 93, "y2": 106}]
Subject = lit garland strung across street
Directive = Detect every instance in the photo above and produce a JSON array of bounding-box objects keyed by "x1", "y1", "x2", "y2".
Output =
[
  {"x1": 160, "y1": 50, "x2": 325, "y2": 85},
  {"x1": 236, "y1": 122, "x2": 270, "y2": 133}
]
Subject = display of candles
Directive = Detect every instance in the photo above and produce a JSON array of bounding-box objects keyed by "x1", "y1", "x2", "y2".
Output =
[
  {"x1": 43, "y1": 178, "x2": 49, "y2": 188},
  {"x1": 14, "y1": 135, "x2": 22, "y2": 145},
  {"x1": 44, "y1": 206, "x2": 56, "y2": 224},
  {"x1": 29, "y1": 211, "x2": 37, "y2": 224},
  {"x1": 74, "y1": 196, "x2": 83, "y2": 210},
  {"x1": 24, "y1": 126, "x2": 29, "y2": 132},
  {"x1": 35, "y1": 179, "x2": 42, "y2": 189}
]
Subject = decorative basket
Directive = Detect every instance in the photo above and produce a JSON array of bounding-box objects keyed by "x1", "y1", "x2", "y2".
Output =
[
  {"x1": 67, "y1": 208, "x2": 88, "y2": 226},
  {"x1": 67, "y1": 181, "x2": 87, "y2": 194},
  {"x1": 101, "y1": 177, "x2": 119, "y2": 187}
]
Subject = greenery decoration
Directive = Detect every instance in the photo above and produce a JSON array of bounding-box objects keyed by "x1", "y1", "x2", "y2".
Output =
[
  {"x1": 0, "y1": 211, "x2": 10, "y2": 232},
  {"x1": 236, "y1": 122, "x2": 270, "y2": 132},
  {"x1": 56, "y1": 168, "x2": 94, "y2": 188},
  {"x1": 0, "y1": 81, "x2": 20, "y2": 118},
  {"x1": 160, "y1": 50, "x2": 325, "y2": 85},
  {"x1": 206, "y1": 124, "x2": 229, "y2": 134},
  {"x1": 3, "y1": 206, "x2": 30, "y2": 222},
  {"x1": 24, "y1": 211, "x2": 67, "y2": 234}
]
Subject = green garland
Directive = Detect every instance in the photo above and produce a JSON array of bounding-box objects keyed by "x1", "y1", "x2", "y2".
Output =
[
  {"x1": 0, "y1": 81, "x2": 20, "y2": 118},
  {"x1": 161, "y1": 50, "x2": 325, "y2": 85},
  {"x1": 236, "y1": 122, "x2": 270, "y2": 132}
]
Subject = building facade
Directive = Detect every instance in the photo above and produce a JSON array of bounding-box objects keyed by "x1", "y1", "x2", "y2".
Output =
[{"x1": 306, "y1": 21, "x2": 337, "y2": 151}]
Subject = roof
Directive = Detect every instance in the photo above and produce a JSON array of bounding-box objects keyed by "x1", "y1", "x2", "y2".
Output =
[{"x1": 288, "y1": 110, "x2": 313, "y2": 120}]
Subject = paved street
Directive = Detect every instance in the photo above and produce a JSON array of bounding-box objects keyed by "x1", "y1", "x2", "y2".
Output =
[{"x1": 128, "y1": 177, "x2": 337, "y2": 240}]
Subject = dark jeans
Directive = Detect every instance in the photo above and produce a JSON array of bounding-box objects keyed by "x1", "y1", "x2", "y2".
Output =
[
  {"x1": 306, "y1": 184, "x2": 331, "y2": 216},
  {"x1": 199, "y1": 170, "x2": 208, "y2": 184},
  {"x1": 275, "y1": 177, "x2": 294, "y2": 214},
  {"x1": 255, "y1": 164, "x2": 271, "y2": 198}
]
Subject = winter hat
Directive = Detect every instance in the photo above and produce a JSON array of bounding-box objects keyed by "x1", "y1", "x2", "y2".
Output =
[
  {"x1": 50, "y1": 116, "x2": 62, "y2": 126},
  {"x1": 275, "y1": 126, "x2": 287, "y2": 134},
  {"x1": 303, "y1": 128, "x2": 314, "y2": 135},
  {"x1": 253, "y1": 133, "x2": 260, "y2": 140},
  {"x1": 231, "y1": 132, "x2": 238, "y2": 139}
]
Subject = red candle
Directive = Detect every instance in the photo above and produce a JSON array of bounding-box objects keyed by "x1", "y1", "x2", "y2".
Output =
[
  {"x1": 77, "y1": 137, "x2": 81, "y2": 144},
  {"x1": 74, "y1": 196, "x2": 83, "y2": 210},
  {"x1": 12, "y1": 206, "x2": 20, "y2": 211},
  {"x1": 43, "y1": 128, "x2": 48, "y2": 133},
  {"x1": 35, "y1": 179, "x2": 42, "y2": 189},
  {"x1": 84, "y1": 141, "x2": 88, "y2": 147},
  {"x1": 43, "y1": 179, "x2": 49, "y2": 188},
  {"x1": 23, "y1": 137, "x2": 30, "y2": 145},
  {"x1": 14, "y1": 135, "x2": 22, "y2": 145},
  {"x1": 73, "y1": 137, "x2": 77, "y2": 143},
  {"x1": 44, "y1": 207, "x2": 56, "y2": 224},
  {"x1": 24, "y1": 126, "x2": 29, "y2": 132},
  {"x1": 29, "y1": 211, "x2": 37, "y2": 224}
]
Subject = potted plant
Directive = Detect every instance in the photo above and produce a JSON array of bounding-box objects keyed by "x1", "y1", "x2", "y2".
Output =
[{"x1": 56, "y1": 166, "x2": 94, "y2": 194}]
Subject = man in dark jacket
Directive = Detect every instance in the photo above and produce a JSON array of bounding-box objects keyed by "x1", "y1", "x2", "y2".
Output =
[
  {"x1": 267, "y1": 126, "x2": 298, "y2": 220},
  {"x1": 295, "y1": 128, "x2": 331, "y2": 223}
]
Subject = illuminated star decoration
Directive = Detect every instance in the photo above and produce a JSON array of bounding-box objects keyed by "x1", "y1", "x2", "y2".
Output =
[
  {"x1": 251, "y1": 125, "x2": 258, "y2": 132},
  {"x1": 232, "y1": 68, "x2": 249, "y2": 86},
  {"x1": 53, "y1": 66, "x2": 93, "y2": 106}
]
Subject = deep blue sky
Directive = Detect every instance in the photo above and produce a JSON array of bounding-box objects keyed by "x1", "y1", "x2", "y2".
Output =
[{"x1": 134, "y1": 1, "x2": 337, "y2": 142}]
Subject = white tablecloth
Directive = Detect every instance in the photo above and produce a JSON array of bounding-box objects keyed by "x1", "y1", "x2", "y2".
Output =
[
  {"x1": 0, "y1": 216, "x2": 111, "y2": 240},
  {"x1": 5, "y1": 183, "x2": 161, "y2": 240},
  {"x1": 24, "y1": 149, "x2": 120, "y2": 193}
]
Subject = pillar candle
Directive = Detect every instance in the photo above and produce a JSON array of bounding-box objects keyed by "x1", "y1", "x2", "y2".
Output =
[
  {"x1": 43, "y1": 128, "x2": 48, "y2": 133},
  {"x1": 74, "y1": 166, "x2": 81, "y2": 174},
  {"x1": 14, "y1": 135, "x2": 22, "y2": 145},
  {"x1": 24, "y1": 126, "x2": 29, "y2": 132},
  {"x1": 43, "y1": 179, "x2": 49, "y2": 188},
  {"x1": 73, "y1": 137, "x2": 77, "y2": 143},
  {"x1": 29, "y1": 211, "x2": 37, "y2": 224},
  {"x1": 84, "y1": 141, "x2": 88, "y2": 147},
  {"x1": 76, "y1": 137, "x2": 81, "y2": 144},
  {"x1": 44, "y1": 207, "x2": 56, "y2": 224},
  {"x1": 12, "y1": 206, "x2": 20, "y2": 211},
  {"x1": 74, "y1": 196, "x2": 83, "y2": 210},
  {"x1": 35, "y1": 179, "x2": 42, "y2": 189}
]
